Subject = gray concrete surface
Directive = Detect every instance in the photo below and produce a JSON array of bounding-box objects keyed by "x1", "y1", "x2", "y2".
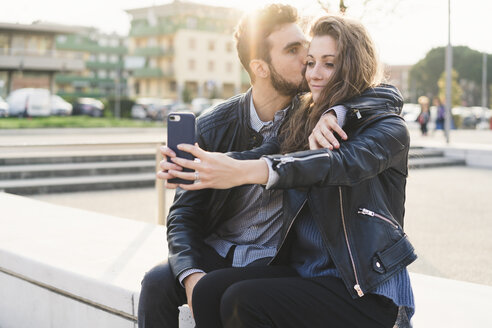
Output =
[{"x1": 30, "y1": 165, "x2": 492, "y2": 286}]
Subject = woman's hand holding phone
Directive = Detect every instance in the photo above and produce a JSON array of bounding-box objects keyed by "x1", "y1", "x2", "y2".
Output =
[
  {"x1": 157, "y1": 146, "x2": 182, "y2": 189},
  {"x1": 157, "y1": 143, "x2": 269, "y2": 190}
]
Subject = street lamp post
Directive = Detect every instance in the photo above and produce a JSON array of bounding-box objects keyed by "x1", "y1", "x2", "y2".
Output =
[
  {"x1": 482, "y1": 53, "x2": 488, "y2": 126},
  {"x1": 444, "y1": 0, "x2": 452, "y2": 143}
]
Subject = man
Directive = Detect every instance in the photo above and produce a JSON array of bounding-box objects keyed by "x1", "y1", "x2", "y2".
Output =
[{"x1": 138, "y1": 4, "x2": 344, "y2": 327}]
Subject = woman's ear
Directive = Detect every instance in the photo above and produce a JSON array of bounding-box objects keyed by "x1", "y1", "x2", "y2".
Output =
[{"x1": 249, "y1": 59, "x2": 269, "y2": 80}]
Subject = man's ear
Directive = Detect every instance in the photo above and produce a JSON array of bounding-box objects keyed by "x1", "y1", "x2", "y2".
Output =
[{"x1": 249, "y1": 59, "x2": 270, "y2": 80}]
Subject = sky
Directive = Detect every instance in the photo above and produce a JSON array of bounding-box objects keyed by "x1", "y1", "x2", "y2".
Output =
[{"x1": 1, "y1": 0, "x2": 491, "y2": 65}]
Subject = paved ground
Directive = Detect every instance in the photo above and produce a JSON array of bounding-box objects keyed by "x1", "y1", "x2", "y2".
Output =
[{"x1": 31, "y1": 165, "x2": 492, "y2": 286}]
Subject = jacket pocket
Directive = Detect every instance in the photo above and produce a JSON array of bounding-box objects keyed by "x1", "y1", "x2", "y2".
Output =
[{"x1": 357, "y1": 208, "x2": 401, "y2": 230}]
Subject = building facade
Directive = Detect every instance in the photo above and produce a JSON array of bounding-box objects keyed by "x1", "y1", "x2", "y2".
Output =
[
  {"x1": 385, "y1": 64, "x2": 412, "y2": 102},
  {"x1": 55, "y1": 30, "x2": 128, "y2": 99},
  {"x1": 126, "y1": 1, "x2": 249, "y2": 101},
  {"x1": 0, "y1": 21, "x2": 84, "y2": 98},
  {"x1": 0, "y1": 21, "x2": 128, "y2": 100}
]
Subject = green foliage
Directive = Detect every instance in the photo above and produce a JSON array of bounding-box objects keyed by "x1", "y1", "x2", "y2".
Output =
[
  {"x1": 409, "y1": 46, "x2": 492, "y2": 106},
  {"x1": 107, "y1": 98, "x2": 136, "y2": 118},
  {"x1": 438, "y1": 70, "x2": 463, "y2": 107},
  {"x1": 182, "y1": 86, "x2": 192, "y2": 104}
]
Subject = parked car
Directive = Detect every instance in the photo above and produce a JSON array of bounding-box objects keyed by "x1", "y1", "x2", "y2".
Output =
[
  {"x1": 0, "y1": 96, "x2": 8, "y2": 117},
  {"x1": 6, "y1": 88, "x2": 51, "y2": 117},
  {"x1": 131, "y1": 98, "x2": 175, "y2": 120},
  {"x1": 196, "y1": 98, "x2": 225, "y2": 117},
  {"x1": 73, "y1": 98, "x2": 104, "y2": 117},
  {"x1": 51, "y1": 95, "x2": 72, "y2": 116},
  {"x1": 191, "y1": 98, "x2": 212, "y2": 115}
]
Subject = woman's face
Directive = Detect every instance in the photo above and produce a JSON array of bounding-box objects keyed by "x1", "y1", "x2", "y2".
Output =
[{"x1": 305, "y1": 35, "x2": 337, "y2": 103}]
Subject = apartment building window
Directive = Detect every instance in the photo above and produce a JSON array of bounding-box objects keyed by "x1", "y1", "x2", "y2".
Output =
[
  {"x1": 148, "y1": 38, "x2": 157, "y2": 47},
  {"x1": 226, "y1": 42, "x2": 233, "y2": 53},
  {"x1": 187, "y1": 17, "x2": 198, "y2": 29},
  {"x1": 208, "y1": 40, "x2": 215, "y2": 51},
  {"x1": 189, "y1": 38, "x2": 195, "y2": 50},
  {"x1": 226, "y1": 62, "x2": 233, "y2": 73},
  {"x1": 208, "y1": 61, "x2": 215, "y2": 72},
  {"x1": 0, "y1": 34, "x2": 8, "y2": 54},
  {"x1": 189, "y1": 59, "x2": 195, "y2": 71},
  {"x1": 98, "y1": 70, "x2": 107, "y2": 78},
  {"x1": 170, "y1": 81, "x2": 177, "y2": 92},
  {"x1": 99, "y1": 54, "x2": 107, "y2": 62}
]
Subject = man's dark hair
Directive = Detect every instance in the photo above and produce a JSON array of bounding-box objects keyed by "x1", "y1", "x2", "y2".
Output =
[{"x1": 234, "y1": 4, "x2": 298, "y2": 83}]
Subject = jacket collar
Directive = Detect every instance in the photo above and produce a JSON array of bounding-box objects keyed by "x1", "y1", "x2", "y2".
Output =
[{"x1": 342, "y1": 84, "x2": 404, "y2": 128}]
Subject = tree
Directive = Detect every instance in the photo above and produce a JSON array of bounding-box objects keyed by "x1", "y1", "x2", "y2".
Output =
[
  {"x1": 438, "y1": 70, "x2": 463, "y2": 107},
  {"x1": 409, "y1": 46, "x2": 492, "y2": 106}
]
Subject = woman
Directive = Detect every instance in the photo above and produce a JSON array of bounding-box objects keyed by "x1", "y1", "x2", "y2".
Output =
[
  {"x1": 161, "y1": 15, "x2": 416, "y2": 328},
  {"x1": 417, "y1": 95, "x2": 430, "y2": 136}
]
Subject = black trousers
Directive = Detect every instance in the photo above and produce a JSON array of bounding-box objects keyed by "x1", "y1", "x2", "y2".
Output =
[
  {"x1": 192, "y1": 266, "x2": 398, "y2": 328},
  {"x1": 137, "y1": 245, "x2": 230, "y2": 328},
  {"x1": 137, "y1": 245, "x2": 271, "y2": 328}
]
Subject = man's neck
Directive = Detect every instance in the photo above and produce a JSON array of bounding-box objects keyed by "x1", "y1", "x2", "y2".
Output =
[{"x1": 251, "y1": 83, "x2": 292, "y2": 122}]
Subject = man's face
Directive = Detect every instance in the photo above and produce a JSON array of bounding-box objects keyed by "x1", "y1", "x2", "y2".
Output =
[{"x1": 266, "y1": 23, "x2": 308, "y2": 96}]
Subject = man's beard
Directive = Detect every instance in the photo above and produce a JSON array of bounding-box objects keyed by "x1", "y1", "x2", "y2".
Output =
[{"x1": 268, "y1": 63, "x2": 302, "y2": 97}]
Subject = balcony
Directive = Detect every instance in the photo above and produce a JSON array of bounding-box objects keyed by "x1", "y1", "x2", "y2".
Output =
[
  {"x1": 54, "y1": 74, "x2": 115, "y2": 85},
  {"x1": 133, "y1": 47, "x2": 173, "y2": 57},
  {"x1": 132, "y1": 67, "x2": 164, "y2": 78},
  {"x1": 56, "y1": 41, "x2": 127, "y2": 55},
  {"x1": 85, "y1": 61, "x2": 124, "y2": 70},
  {"x1": 0, "y1": 48, "x2": 84, "y2": 71},
  {"x1": 129, "y1": 24, "x2": 176, "y2": 37}
]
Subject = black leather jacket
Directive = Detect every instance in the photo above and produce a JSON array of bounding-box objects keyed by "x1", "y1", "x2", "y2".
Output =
[
  {"x1": 265, "y1": 85, "x2": 417, "y2": 299},
  {"x1": 166, "y1": 89, "x2": 293, "y2": 279}
]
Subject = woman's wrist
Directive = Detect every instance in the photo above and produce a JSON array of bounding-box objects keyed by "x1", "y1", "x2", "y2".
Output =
[{"x1": 239, "y1": 159, "x2": 269, "y2": 185}]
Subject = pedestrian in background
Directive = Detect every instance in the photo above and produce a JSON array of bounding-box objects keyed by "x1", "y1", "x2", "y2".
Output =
[
  {"x1": 417, "y1": 96, "x2": 430, "y2": 136},
  {"x1": 434, "y1": 96, "x2": 445, "y2": 131}
]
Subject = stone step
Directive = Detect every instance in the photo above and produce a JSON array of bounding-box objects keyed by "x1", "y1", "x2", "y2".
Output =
[
  {"x1": 0, "y1": 173, "x2": 156, "y2": 195},
  {"x1": 408, "y1": 148, "x2": 444, "y2": 158},
  {"x1": 0, "y1": 160, "x2": 156, "y2": 180},
  {"x1": 0, "y1": 149, "x2": 157, "y2": 166},
  {"x1": 409, "y1": 157, "x2": 466, "y2": 169}
]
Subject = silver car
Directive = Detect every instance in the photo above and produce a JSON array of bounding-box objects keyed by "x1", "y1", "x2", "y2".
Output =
[{"x1": 0, "y1": 96, "x2": 8, "y2": 117}]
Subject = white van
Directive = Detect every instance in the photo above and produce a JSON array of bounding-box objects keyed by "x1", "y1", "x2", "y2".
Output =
[{"x1": 7, "y1": 88, "x2": 51, "y2": 117}]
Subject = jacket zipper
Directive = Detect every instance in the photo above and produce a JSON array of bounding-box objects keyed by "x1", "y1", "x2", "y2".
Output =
[
  {"x1": 276, "y1": 153, "x2": 330, "y2": 168},
  {"x1": 268, "y1": 199, "x2": 307, "y2": 265},
  {"x1": 358, "y1": 208, "x2": 400, "y2": 229},
  {"x1": 339, "y1": 187, "x2": 364, "y2": 297}
]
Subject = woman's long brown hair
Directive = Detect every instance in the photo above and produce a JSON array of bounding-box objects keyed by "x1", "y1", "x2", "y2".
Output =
[{"x1": 279, "y1": 15, "x2": 382, "y2": 154}]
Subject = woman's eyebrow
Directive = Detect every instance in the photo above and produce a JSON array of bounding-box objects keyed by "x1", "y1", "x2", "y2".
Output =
[{"x1": 306, "y1": 54, "x2": 335, "y2": 58}]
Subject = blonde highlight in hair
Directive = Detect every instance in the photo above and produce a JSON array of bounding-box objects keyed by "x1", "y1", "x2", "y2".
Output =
[{"x1": 280, "y1": 15, "x2": 382, "y2": 153}]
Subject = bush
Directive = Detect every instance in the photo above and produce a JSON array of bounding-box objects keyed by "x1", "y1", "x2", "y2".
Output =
[{"x1": 107, "y1": 98, "x2": 135, "y2": 118}]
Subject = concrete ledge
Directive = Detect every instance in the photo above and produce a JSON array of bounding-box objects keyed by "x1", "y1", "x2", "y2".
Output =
[
  {"x1": 1, "y1": 192, "x2": 492, "y2": 327},
  {"x1": 0, "y1": 192, "x2": 194, "y2": 328}
]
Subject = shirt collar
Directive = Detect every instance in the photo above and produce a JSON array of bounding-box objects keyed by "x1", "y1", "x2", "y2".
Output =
[{"x1": 249, "y1": 96, "x2": 290, "y2": 133}]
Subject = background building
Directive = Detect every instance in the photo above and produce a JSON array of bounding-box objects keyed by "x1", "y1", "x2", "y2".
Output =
[
  {"x1": 385, "y1": 64, "x2": 412, "y2": 102},
  {"x1": 126, "y1": 1, "x2": 249, "y2": 102},
  {"x1": 0, "y1": 21, "x2": 128, "y2": 100},
  {"x1": 55, "y1": 30, "x2": 128, "y2": 99},
  {"x1": 0, "y1": 21, "x2": 84, "y2": 98}
]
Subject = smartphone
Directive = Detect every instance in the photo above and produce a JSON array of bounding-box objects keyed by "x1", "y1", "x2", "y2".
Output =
[{"x1": 167, "y1": 112, "x2": 196, "y2": 184}]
